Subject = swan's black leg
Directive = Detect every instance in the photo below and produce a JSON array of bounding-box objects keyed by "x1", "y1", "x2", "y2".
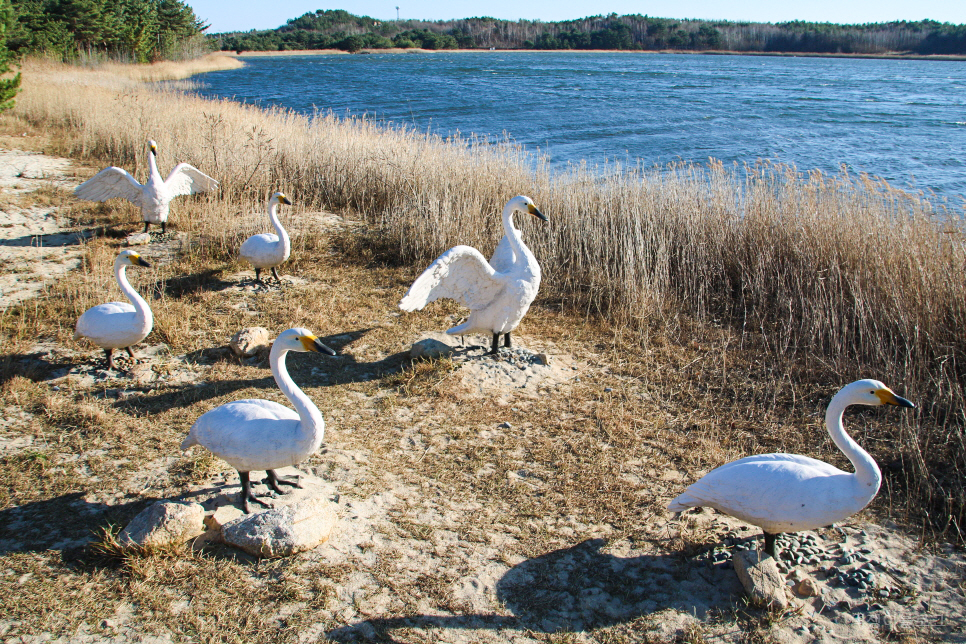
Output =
[
  {"x1": 125, "y1": 346, "x2": 138, "y2": 362},
  {"x1": 239, "y1": 471, "x2": 271, "y2": 514},
  {"x1": 104, "y1": 348, "x2": 118, "y2": 370},
  {"x1": 143, "y1": 221, "x2": 150, "y2": 233},
  {"x1": 763, "y1": 531, "x2": 779, "y2": 559},
  {"x1": 490, "y1": 333, "x2": 500, "y2": 355},
  {"x1": 271, "y1": 266, "x2": 281, "y2": 283},
  {"x1": 161, "y1": 221, "x2": 166, "y2": 234},
  {"x1": 254, "y1": 268, "x2": 263, "y2": 284},
  {"x1": 265, "y1": 469, "x2": 303, "y2": 494},
  {"x1": 504, "y1": 333, "x2": 512, "y2": 348}
]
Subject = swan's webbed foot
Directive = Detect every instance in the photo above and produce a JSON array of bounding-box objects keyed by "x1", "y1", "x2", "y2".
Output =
[
  {"x1": 763, "y1": 531, "x2": 779, "y2": 559},
  {"x1": 265, "y1": 469, "x2": 303, "y2": 495},
  {"x1": 271, "y1": 267, "x2": 283, "y2": 285},
  {"x1": 104, "y1": 348, "x2": 119, "y2": 370},
  {"x1": 125, "y1": 346, "x2": 139, "y2": 363},
  {"x1": 239, "y1": 471, "x2": 272, "y2": 514}
]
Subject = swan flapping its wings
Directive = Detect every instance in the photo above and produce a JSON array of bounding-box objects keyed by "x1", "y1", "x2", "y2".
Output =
[
  {"x1": 74, "y1": 140, "x2": 218, "y2": 233},
  {"x1": 399, "y1": 195, "x2": 547, "y2": 355},
  {"x1": 668, "y1": 379, "x2": 914, "y2": 557}
]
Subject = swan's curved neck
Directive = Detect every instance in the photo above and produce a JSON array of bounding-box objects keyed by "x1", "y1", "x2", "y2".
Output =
[
  {"x1": 115, "y1": 259, "x2": 152, "y2": 328},
  {"x1": 147, "y1": 151, "x2": 160, "y2": 180},
  {"x1": 270, "y1": 343, "x2": 324, "y2": 441},
  {"x1": 502, "y1": 204, "x2": 536, "y2": 272},
  {"x1": 825, "y1": 391, "x2": 881, "y2": 493},
  {"x1": 268, "y1": 202, "x2": 291, "y2": 256}
]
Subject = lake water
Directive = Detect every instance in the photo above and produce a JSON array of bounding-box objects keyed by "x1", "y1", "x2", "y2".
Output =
[{"x1": 194, "y1": 52, "x2": 966, "y2": 200}]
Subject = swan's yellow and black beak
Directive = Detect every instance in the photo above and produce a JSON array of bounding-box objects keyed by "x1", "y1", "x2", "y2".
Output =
[
  {"x1": 149, "y1": 142, "x2": 157, "y2": 156},
  {"x1": 278, "y1": 194, "x2": 292, "y2": 206},
  {"x1": 527, "y1": 203, "x2": 548, "y2": 222},
  {"x1": 299, "y1": 334, "x2": 336, "y2": 355},
  {"x1": 130, "y1": 254, "x2": 151, "y2": 268},
  {"x1": 876, "y1": 388, "x2": 915, "y2": 408}
]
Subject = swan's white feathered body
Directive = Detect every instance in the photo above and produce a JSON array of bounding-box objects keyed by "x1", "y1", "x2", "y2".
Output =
[
  {"x1": 180, "y1": 327, "x2": 335, "y2": 475},
  {"x1": 668, "y1": 380, "x2": 915, "y2": 534},
  {"x1": 74, "y1": 140, "x2": 217, "y2": 229},
  {"x1": 74, "y1": 250, "x2": 153, "y2": 352},
  {"x1": 239, "y1": 193, "x2": 292, "y2": 273},
  {"x1": 399, "y1": 195, "x2": 547, "y2": 336}
]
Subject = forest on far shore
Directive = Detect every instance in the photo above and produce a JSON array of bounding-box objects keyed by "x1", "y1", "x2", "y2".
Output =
[{"x1": 212, "y1": 10, "x2": 966, "y2": 56}]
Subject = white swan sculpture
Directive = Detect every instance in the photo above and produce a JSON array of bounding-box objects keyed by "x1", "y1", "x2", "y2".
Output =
[
  {"x1": 668, "y1": 379, "x2": 914, "y2": 557},
  {"x1": 74, "y1": 139, "x2": 218, "y2": 233},
  {"x1": 74, "y1": 249, "x2": 153, "y2": 370},
  {"x1": 180, "y1": 328, "x2": 336, "y2": 513},
  {"x1": 399, "y1": 195, "x2": 547, "y2": 354},
  {"x1": 239, "y1": 192, "x2": 292, "y2": 284}
]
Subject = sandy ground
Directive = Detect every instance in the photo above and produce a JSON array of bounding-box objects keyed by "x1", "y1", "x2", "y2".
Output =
[{"x1": 0, "y1": 149, "x2": 964, "y2": 644}]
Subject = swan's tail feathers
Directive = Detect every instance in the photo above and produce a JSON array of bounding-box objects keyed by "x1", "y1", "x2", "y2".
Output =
[
  {"x1": 667, "y1": 492, "x2": 702, "y2": 513},
  {"x1": 180, "y1": 432, "x2": 198, "y2": 451}
]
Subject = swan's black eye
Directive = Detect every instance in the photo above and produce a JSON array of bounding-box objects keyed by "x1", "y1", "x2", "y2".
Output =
[{"x1": 870, "y1": 391, "x2": 875, "y2": 395}]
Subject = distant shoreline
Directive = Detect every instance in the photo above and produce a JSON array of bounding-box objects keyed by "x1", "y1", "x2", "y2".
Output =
[{"x1": 224, "y1": 48, "x2": 966, "y2": 62}]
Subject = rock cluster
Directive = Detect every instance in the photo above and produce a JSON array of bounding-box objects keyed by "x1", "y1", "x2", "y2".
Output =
[{"x1": 118, "y1": 468, "x2": 339, "y2": 558}]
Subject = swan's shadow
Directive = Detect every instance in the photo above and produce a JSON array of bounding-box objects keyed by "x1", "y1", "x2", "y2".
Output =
[
  {"x1": 109, "y1": 328, "x2": 411, "y2": 415},
  {"x1": 327, "y1": 539, "x2": 743, "y2": 642},
  {"x1": 0, "y1": 492, "x2": 158, "y2": 558},
  {"x1": 0, "y1": 229, "x2": 96, "y2": 247}
]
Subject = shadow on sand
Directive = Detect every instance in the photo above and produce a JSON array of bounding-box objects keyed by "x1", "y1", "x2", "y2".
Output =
[{"x1": 326, "y1": 538, "x2": 742, "y2": 641}]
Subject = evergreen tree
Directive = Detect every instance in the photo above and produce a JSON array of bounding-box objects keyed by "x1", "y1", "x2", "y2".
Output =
[{"x1": 0, "y1": 0, "x2": 20, "y2": 112}]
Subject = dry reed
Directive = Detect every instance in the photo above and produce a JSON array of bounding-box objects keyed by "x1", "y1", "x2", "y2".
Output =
[{"x1": 12, "y1": 57, "x2": 966, "y2": 539}]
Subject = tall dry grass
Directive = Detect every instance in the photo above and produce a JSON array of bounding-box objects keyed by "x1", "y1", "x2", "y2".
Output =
[{"x1": 13, "y1": 58, "x2": 966, "y2": 539}]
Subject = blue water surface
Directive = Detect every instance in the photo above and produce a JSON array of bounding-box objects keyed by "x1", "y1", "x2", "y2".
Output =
[{"x1": 193, "y1": 52, "x2": 966, "y2": 199}]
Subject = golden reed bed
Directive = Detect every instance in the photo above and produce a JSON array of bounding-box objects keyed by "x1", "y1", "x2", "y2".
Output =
[{"x1": 11, "y1": 55, "x2": 966, "y2": 538}]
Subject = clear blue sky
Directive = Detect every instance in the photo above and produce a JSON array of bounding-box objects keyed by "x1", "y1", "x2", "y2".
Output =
[{"x1": 186, "y1": 1, "x2": 966, "y2": 34}]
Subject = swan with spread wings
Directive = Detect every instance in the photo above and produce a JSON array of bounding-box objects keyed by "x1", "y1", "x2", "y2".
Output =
[{"x1": 75, "y1": 140, "x2": 218, "y2": 233}]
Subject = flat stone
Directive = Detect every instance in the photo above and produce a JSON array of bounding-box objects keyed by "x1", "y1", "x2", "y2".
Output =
[
  {"x1": 534, "y1": 353, "x2": 549, "y2": 366},
  {"x1": 124, "y1": 232, "x2": 151, "y2": 246},
  {"x1": 204, "y1": 505, "x2": 245, "y2": 532},
  {"x1": 118, "y1": 501, "x2": 205, "y2": 551},
  {"x1": 794, "y1": 576, "x2": 822, "y2": 597},
  {"x1": 410, "y1": 337, "x2": 455, "y2": 360},
  {"x1": 222, "y1": 496, "x2": 338, "y2": 558},
  {"x1": 230, "y1": 327, "x2": 271, "y2": 358},
  {"x1": 734, "y1": 549, "x2": 788, "y2": 609}
]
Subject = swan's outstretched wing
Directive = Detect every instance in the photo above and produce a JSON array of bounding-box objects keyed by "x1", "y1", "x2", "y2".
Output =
[
  {"x1": 400, "y1": 245, "x2": 504, "y2": 311},
  {"x1": 164, "y1": 163, "x2": 219, "y2": 197},
  {"x1": 489, "y1": 234, "x2": 516, "y2": 274},
  {"x1": 74, "y1": 167, "x2": 144, "y2": 204}
]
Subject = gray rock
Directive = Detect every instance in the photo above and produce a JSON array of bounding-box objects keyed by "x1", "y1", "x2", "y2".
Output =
[
  {"x1": 534, "y1": 353, "x2": 550, "y2": 366},
  {"x1": 410, "y1": 337, "x2": 455, "y2": 360},
  {"x1": 230, "y1": 327, "x2": 271, "y2": 358},
  {"x1": 222, "y1": 496, "x2": 338, "y2": 558},
  {"x1": 794, "y1": 576, "x2": 822, "y2": 597},
  {"x1": 118, "y1": 501, "x2": 205, "y2": 551},
  {"x1": 734, "y1": 549, "x2": 788, "y2": 609}
]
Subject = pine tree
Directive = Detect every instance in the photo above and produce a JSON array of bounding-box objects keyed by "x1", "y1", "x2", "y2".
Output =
[{"x1": 0, "y1": 0, "x2": 21, "y2": 112}]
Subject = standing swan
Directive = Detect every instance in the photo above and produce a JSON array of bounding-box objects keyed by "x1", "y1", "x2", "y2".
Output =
[
  {"x1": 74, "y1": 140, "x2": 218, "y2": 233},
  {"x1": 180, "y1": 328, "x2": 336, "y2": 513},
  {"x1": 399, "y1": 195, "x2": 547, "y2": 354},
  {"x1": 74, "y1": 250, "x2": 153, "y2": 370},
  {"x1": 239, "y1": 192, "x2": 292, "y2": 285},
  {"x1": 668, "y1": 380, "x2": 914, "y2": 558}
]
